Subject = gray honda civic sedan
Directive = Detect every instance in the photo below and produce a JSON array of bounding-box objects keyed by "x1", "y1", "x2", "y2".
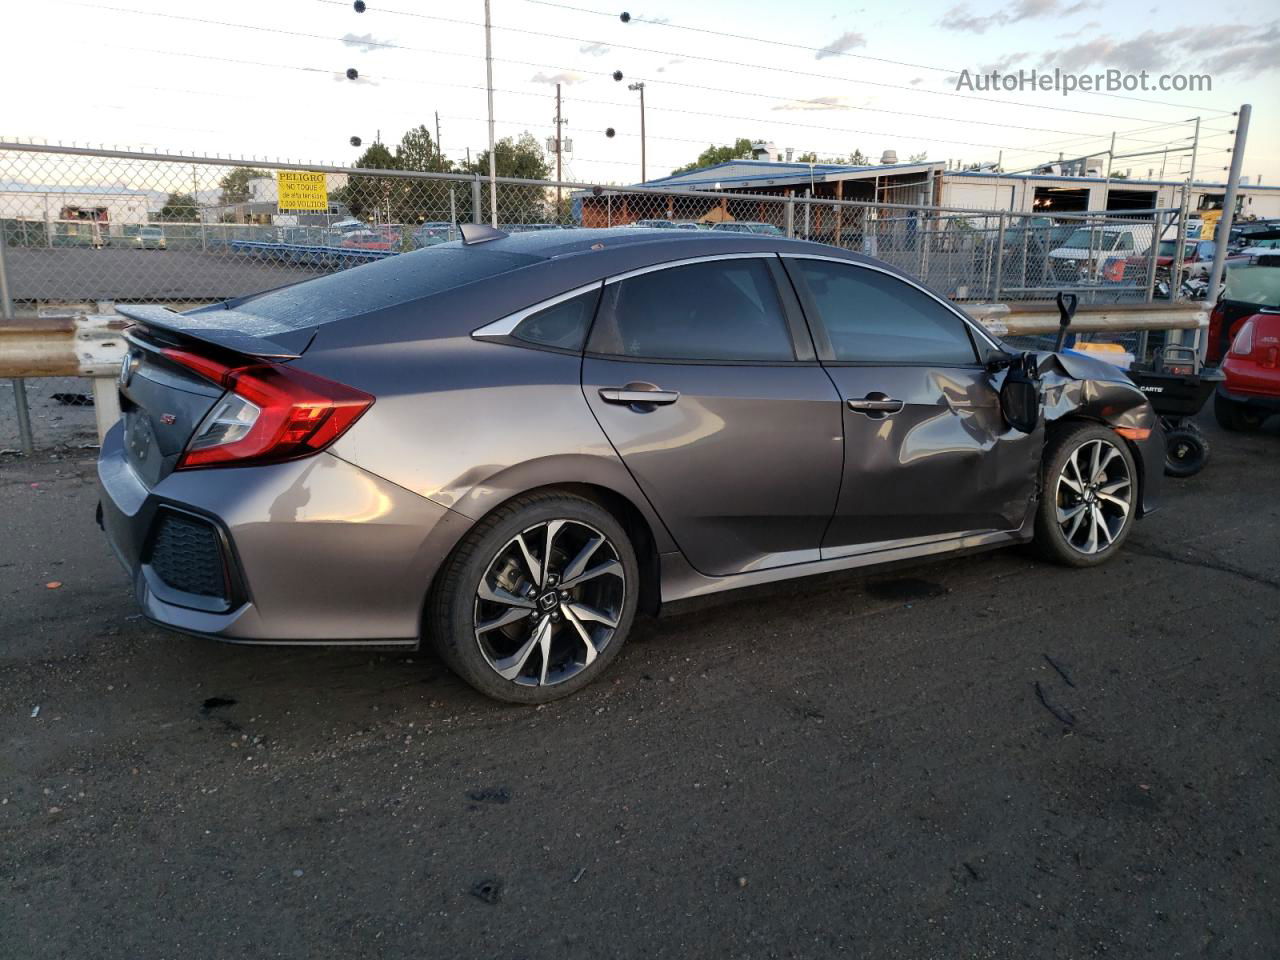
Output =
[{"x1": 99, "y1": 226, "x2": 1162, "y2": 702}]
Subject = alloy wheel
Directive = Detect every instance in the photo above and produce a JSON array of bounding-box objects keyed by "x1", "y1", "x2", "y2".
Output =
[
  {"x1": 473, "y1": 519, "x2": 626, "y2": 687},
  {"x1": 1055, "y1": 437, "x2": 1132, "y2": 555}
]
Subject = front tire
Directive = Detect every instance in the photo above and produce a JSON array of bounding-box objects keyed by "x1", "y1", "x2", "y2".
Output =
[
  {"x1": 1034, "y1": 424, "x2": 1138, "y2": 567},
  {"x1": 426, "y1": 491, "x2": 639, "y2": 704}
]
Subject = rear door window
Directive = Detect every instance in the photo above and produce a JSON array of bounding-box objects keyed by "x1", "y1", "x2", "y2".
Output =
[{"x1": 587, "y1": 258, "x2": 796, "y2": 362}]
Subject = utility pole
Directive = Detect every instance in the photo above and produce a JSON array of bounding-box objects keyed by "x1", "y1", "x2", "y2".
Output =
[
  {"x1": 1204, "y1": 104, "x2": 1251, "y2": 356},
  {"x1": 554, "y1": 82, "x2": 566, "y2": 217},
  {"x1": 435, "y1": 111, "x2": 443, "y2": 167},
  {"x1": 483, "y1": 0, "x2": 498, "y2": 227},
  {"x1": 628, "y1": 81, "x2": 646, "y2": 182}
]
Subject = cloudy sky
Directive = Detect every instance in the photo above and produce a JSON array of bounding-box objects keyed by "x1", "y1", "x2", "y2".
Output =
[{"x1": 5, "y1": 0, "x2": 1276, "y2": 185}]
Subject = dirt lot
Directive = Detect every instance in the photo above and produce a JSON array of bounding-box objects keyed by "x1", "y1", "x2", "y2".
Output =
[
  {"x1": 2, "y1": 412, "x2": 1277, "y2": 959},
  {"x1": 3, "y1": 247, "x2": 324, "y2": 302}
]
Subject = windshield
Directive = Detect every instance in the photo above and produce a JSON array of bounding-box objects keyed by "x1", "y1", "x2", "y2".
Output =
[
  {"x1": 1222, "y1": 265, "x2": 1280, "y2": 308},
  {"x1": 1062, "y1": 228, "x2": 1116, "y2": 249},
  {"x1": 140, "y1": 228, "x2": 162, "y2": 237}
]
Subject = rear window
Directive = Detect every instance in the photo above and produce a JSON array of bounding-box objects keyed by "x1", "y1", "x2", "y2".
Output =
[
  {"x1": 1223, "y1": 265, "x2": 1280, "y2": 308},
  {"x1": 197, "y1": 245, "x2": 541, "y2": 331}
]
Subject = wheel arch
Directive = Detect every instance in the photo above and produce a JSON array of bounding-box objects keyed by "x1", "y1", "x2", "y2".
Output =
[
  {"x1": 423, "y1": 478, "x2": 668, "y2": 628},
  {"x1": 1045, "y1": 412, "x2": 1150, "y2": 518}
]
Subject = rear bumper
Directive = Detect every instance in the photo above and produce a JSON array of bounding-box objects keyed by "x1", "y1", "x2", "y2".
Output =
[
  {"x1": 97, "y1": 420, "x2": 473, "y2": 644},
  {"x1": 1218, "y1": 383, "x2": 1280, "y2": 415}
]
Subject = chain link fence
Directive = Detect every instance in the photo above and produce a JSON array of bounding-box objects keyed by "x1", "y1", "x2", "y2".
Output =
[
  {"x1": 1, "y1": 142, "x2": 1181, "y2": 312},
  {"x1": 2, "y1": 143, "x2": 1192, "y2": 453}
]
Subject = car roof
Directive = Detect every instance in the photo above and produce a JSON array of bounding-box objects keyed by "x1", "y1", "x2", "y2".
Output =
[{"x1": 444, "y1": 226, "x2": 864, "y2": 267}]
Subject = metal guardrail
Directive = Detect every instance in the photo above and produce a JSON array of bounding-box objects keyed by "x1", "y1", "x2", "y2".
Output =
[
  {"x1": 968, "y1": 301, "x2": 1208, "y2": 337},
  {"x1": 1, "y1": 300, "x2": 1209, "y2": 455},
  {"x1": 0, "y1": 309, "x2": 129, "y2": 450}
]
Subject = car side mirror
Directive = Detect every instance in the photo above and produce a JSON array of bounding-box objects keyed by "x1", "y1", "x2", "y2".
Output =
[{"x1": 999, "y1": 353, "x2": 1042, "y2": 434}]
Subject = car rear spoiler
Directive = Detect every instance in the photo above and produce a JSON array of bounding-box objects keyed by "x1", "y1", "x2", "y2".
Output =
[{"x1": 113, "y1": 304, "x2": 303, "y2": 360}]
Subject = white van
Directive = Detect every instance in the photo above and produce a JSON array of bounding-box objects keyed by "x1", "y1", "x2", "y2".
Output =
[{"x1": 1049, "y1": 223, "x2": 1153, "y2": 281}]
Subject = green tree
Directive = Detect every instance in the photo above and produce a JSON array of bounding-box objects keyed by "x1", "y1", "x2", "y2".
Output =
[
  {"x1": 395, "y1": 124, "x2": 451, "y2": 173},
  {"x1": 462, "y1": 133, "x2": 552, "y2": 180},
  {"x1": 908, "y1": 151, "x2": 928, "y2": 163},
  {"x1": 847, "y1": 149, "x2": 869, "y2": 165},
  {"x1": 670, "y1": 138, "x2": 756, "y2": 176},
  {"x1": 796, "y1": 151, "x2": 819, "y2": 164},
  {"x1": 342, "y1": 143, "x2": 399, "y2": 222},
  {"x1": 217, "y1": 167, "x2": 268, "y2": 204},
  {"x1": 155, "y1": 192, "x2": 198, "y2": 222},
  {"x1": 1108, "y1": 170, "x2": 1130, "y2": 179},
  {"x1": 463, "y1": 134, "x2": 553, "y2": 223},
  {"x1": 394, "y1": 126, "x2": 463, "y2": 224}
]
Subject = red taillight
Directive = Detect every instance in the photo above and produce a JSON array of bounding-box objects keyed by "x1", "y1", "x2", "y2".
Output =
[
  {"x1": 163, "y1": 348, "x2": 373, "y2": 469},
  {"x1": 1229, "y1": 320, "x2": 1255, "y2": 357}
]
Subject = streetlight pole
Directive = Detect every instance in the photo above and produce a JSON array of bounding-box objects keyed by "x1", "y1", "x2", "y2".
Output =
[
  {"x1": 628, "y1": 81, "x2": 646, "y2": 182},
  {"x1": 483, "y1": 0, "x2": 498, "y2": 227}
]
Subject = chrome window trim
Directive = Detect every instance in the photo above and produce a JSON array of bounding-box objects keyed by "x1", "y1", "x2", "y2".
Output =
[
  {"x1": 472, "y1": 281, "x2": 604, "y2": 338},
  {"x1": 780, "y1": 253, "x2": 1004, "y2": 353},
  {"x1": 603, "y1": 252, "x2": 774, "y2": 285}
]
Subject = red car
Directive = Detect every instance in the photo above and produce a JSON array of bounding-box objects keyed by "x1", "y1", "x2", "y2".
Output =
[{"x1": 1211, "y1": 264, "x2": 1280, "y2": 430}]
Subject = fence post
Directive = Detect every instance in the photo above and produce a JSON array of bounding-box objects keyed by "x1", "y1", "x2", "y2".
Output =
[
  {"x1": 784, "y1": 197, "x2": 795, "y2": 239},
  {"x1": 1144, "y1": 211, "x2": 1163, "y2": 302},
  {"x1": 471, "y1": 174, "x2": 483, "y2": 225},
  {"x1": 992, "y1": 212, "x2": 1007, "y2": 302},
  {"x1": 0, "y1": 222, "x2": 34, "y2": 456}
]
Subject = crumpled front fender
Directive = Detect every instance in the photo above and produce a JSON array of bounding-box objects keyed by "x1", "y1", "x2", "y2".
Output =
[{"x1": 1033, "y1": 350, "x2": 1161, "y2": 515}]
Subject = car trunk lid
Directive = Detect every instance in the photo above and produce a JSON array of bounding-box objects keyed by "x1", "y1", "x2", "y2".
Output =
[{"x1": 113, "y1": 305, "x2": 312, "y2": 486}]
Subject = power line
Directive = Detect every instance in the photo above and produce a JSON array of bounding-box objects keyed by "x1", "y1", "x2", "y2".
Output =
[
  {"x1": 523, "y1": 0, "x2": 1224, "y2": 112},
  {"x1": 64, "y1": 3, "x2": 1239, "y2": 176},
  {"x1": 70, "y1": 0, "x2": 1237, "y2": 172},
  {"x1": 525, "y1": 0, "x2": 951, "y2": 75},
  {"x1": 311, "y1": 0, "x2": 1202, "y2": 124},
  {"x1": 102, "y1": 41, "x2": 1213, "y2": 166},
  {"x1": 69, "y1": 0, "x2": 1199, "y2": 144}
]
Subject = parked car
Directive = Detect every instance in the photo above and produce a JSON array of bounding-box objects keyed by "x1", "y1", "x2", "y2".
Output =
[
  {"x1": 1122, "y1": 239, "x2": 1220, "y2": 285},
  {"x1": 1212, "y1": 264, "x2": 1280, "y2": 430},
  {"x1": 101, "y1": 228, "x2": 1162, "y2": 703},
  {"x1": 340, "y1": 227, "x2": 402, "y2": 251},
  {"x1": 1049, "y1": 224, "x2": 1152, "y2": 281},
  {"x1": 1226, "y1": 219, "x2": 1280, "y2": 253},
  {"x1": 633, "y1": 219, "x2": 677, "y2": 228},
  {"x1": 133, "y1": 226, "x2": 167, "y2": 250},
  {"x1": 414, "y1": 222, "x2": 455, "y2": 248},
  {"x1": 1207, "y1": 261, "x2": 1280, "y2": 363},
  {"x1": 712, "y1": 221, "x2": 786, "y2": 236},
  {"x1": 506, "y1": 223, "x2": 562, "y2": 232},
  {"x1": 672, "y1": 221, "x2": 702, "y2": 230}
]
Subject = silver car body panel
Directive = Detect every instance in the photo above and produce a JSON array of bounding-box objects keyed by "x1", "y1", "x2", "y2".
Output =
[{"x1": 96, "y1": 228, "x2": 1162, "y2": 647}]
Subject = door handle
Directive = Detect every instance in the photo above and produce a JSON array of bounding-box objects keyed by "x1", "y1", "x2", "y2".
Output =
[
  {"x1": 599, "y1": 386, "x2": 680, "y2": 406},
  {"x1": 847, "y1": 393, "x2": 904, "y2": 419}
]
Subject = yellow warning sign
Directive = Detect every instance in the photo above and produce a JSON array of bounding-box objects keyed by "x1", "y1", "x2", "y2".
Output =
[{"x1": 277, "y1": 171, "x2": 328, "y2": 212}]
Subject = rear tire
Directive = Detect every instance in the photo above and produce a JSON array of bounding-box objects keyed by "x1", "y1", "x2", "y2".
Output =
[
  {"x1": 1034, "y1": 423, "x2": 1138, "y2": 568},
  {"x1": 1214, "y1": 393, "x2": 1264, "y2": 432},
  {"x1": 426, "y1": 491, "x2": 639, "y2": 704},
  {"x1": 1163, "y1": 421, "x2": 1210, "y2": 478}
]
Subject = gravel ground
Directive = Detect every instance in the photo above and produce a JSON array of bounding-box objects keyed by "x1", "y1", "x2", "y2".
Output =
[
  {"x1": 0, "y1": 376, "x2": 99, "y2": 456},
  {"x1": 1, "y1": 410, "x2": 1277, "y2": 959}
]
